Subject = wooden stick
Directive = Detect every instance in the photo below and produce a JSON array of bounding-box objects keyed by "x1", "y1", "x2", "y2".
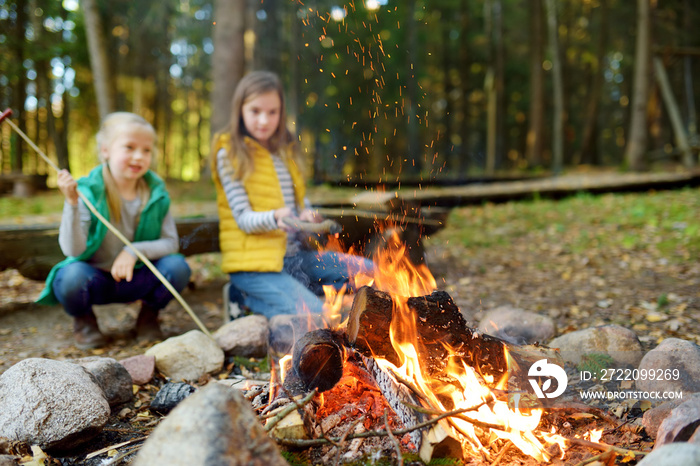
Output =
[
  {"x1": 490, "y1": 440, "x2": 512, "y2": 466},
  {"x1": 1, "y1": 111, "x2": 212, "y2": 338},
  {"x1": 564, "y1": 435, "x2": 649, "y2": 457},
  {"x1": 274, "y1": 402, "x2": 493, "y2": 447},
  {"x1": 331, "y1": 415, "x2": 366, "y2": 464},
  {"x1": 384, "y1": 412, "x2": 404, "y2": 466},
  {"x1": 263, "y1": 389, "x2": 317, "y2": 432},
  {"x1": 85, "y1": 436, "x2": 146, "y2": 459}
]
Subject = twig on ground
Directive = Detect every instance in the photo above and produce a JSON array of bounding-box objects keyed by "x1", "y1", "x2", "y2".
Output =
[
  {"x1": 331, "y1": 415, "x2": 366, "y2": 465},
  {"x1": 244, "y1": 386, "x2": 265, "y2": 401},
  {"x1": 275, "y1": 403, "x2": 492, "y2": 447},
  {"x1": 403, "y1": 400, "x2": 504, "y2": 432},
  {"x1": 490, "y1": 440, "x2": 512, "y2": 466},
  {"x1": 564, "y1": 435, "x2": 649, "y2": 466},
  {"x1": 554, "y1": 401, "x2": 621, "y2": 426},
  {"x1": 85, "y1": 436, "x2": 147, "y2": 459},
  {"x1": 383, "y1": 412, "x2": 404, "y2": 466},
  {"x1": 263, "y1": 389, "x2": 317, "y2": 432}
]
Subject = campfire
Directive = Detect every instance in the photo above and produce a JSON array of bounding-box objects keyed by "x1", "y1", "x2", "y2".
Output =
[{"x1": 261, "y1": 231, "x2": 581, "y2": 464}]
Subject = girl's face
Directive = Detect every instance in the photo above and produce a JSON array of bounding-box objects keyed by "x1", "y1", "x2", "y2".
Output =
[
  {"x1": 241, "y1": 90, "x2": 281, "y2": 148},
  {"x1": 102, "y1": 124, "x2": 154, "y2": 185}
]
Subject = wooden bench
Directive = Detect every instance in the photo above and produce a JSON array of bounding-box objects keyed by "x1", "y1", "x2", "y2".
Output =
[
  {"x1": 0, "y1": 173, "x2": 49, "y2": 197},
  {"x1": 0, "y1": 205, "x2": 450, "y2": 281}
]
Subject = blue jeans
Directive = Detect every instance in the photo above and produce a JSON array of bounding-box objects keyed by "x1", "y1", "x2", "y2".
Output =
[
  {"x1": 52, "y1": 254, "x2": 191, "y2": 317},
  {"x1": 228, "y1": 251, "x2": 375, "y2": 319}
]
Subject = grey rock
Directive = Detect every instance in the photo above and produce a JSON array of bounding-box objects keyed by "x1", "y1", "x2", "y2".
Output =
[
  {"x1": 478, "y1": 305, "x2": 556, "y2": 344},
  {"x1": 548, "y1": 324, "x2": 643, "y2": 367},
  {"x1": 71, "y1": 356, "x2": 133, "y2": 406},
  {"x1": 145, "y1": 330, "x2": 224, "y2": 382},
  {"x1": 637, "y1": 338, "x2": 700, "y2": 395},
  {"x1": 0, "y1": 358, "x2": 109, "y2": 452},
  {"x1": 643, "y1": 397, "x2": 692, "y2": 440},
  {"x1": 133, "y1": 383, "x2": 287, "y2": 466},
  {"x1": 119, "y1": 354, "x2": 156, "y2": 385},
  {"x1": 656, "y1": 395, "x2": 700, "y2": 447},
  {"x1": 0, "y1": 455, "x2": 19, "y2": 466},
  {"x1": 214, "y1": 314, "x2": 269, "y2": 358},
  {"x1": 636, "y1": 442, "x2": 700, "y2": 466}
]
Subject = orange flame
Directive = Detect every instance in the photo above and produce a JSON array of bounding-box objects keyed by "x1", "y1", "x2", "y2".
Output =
[{"x1": 359, "y1": 230, "x2": 551, "y2": 462}]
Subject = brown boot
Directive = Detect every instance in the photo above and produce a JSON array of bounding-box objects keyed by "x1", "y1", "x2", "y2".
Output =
[
  {"x1": 135, "y1": 304, "x2": 163, "y2": 342},
  {"x1": 73, "y1": 312, "x2": 107, "y2": 350}
]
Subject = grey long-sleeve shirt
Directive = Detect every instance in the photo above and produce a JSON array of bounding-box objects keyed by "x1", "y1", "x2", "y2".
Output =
[{"x1": 58, "y1": 197, "x2": 179, "y2": 271}]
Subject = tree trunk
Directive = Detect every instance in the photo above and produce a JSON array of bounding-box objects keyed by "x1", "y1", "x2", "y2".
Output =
[
  {"x1": 457, "y1": 0, "x2": 471, "y2": 176},
  {"x1": 54, "y1": 2, "x2": 71, "y2": 171},
  {"x1": 11, "y1": 1, "x2": 27, "y2": 173},
  {"x1": 80, "y1": 0, "x2": 115, "y2": 120},
  {"x1": 405, "y1": 0, "x2": 420, "y2": 176},
  {"x1": 577, "y1": 0, "x2": 608, "y2": 165},
  {"x1": 211, "y1": 0, "x2": 246, "y2": 135},
  {"x1": 526, "y1": 0, "x2": 545, "y2": 168},
  {"x1": 484, "y1": 0, "x2": 496, "y2": 174},
  {"x1": 493, "y1": 0, "x2": 505, "y2": 170},
  {"x1": 624, "y1": 0, "x2": 651, "y2": 172},
  {"x1": 545, "y1": 0, "x2": 564, "y2": 175},
  {"x1": 683, "y1": 0, "x2": 698, "y2": 160},
  {"x1": 653, "y1": 57, "x2": 693, "y2": 167}
]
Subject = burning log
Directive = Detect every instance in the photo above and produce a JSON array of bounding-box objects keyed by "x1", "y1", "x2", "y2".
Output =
[
  {"x1": 346, "y1": 286, "x2": 513, "y2": 382},
  {"x1": 280, "y1": 284, "x2": 564, "y2": 463},
  {"x1": 291, "y1": 328, "x2": 346, "y2": 393}
]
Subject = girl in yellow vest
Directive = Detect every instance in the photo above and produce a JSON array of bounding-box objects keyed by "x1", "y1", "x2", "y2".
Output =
[{"x1": 211, "y1": 71, "x2": 374, "y2": 319}]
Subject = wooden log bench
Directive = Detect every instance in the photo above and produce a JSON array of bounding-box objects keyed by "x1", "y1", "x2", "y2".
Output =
[
  {"x1": 0, "y1": 173, "x2": 49, "y2": 197},
  {"x1": 0, "y1": 205, "x2": 450, "y2": 281}
]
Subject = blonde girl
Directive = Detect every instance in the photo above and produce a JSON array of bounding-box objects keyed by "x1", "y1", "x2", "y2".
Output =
[{"x1": 37, "y1": 112, "x2": 191, "y2": 349}]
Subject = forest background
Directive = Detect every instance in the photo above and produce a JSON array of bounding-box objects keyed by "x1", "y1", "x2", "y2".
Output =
[{"x1": 0, "y1": 0, "x2": 698, "y2": 189}]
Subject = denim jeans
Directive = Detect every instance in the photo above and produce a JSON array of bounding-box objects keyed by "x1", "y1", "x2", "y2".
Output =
[
  {"x1": 228, "y1": 250, "x2": 375, "y2": 319},
  {"x1": 52, "y1": 254, "x2": 191, "y2": 317}
]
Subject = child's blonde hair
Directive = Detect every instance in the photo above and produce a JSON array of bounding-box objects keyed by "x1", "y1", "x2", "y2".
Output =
[
  {"x1": 213, "y1": 71, "x2": 300, "y2": 181},
  {"x1": 96, "y1": 112, "x2": 156, "y2": 222}
]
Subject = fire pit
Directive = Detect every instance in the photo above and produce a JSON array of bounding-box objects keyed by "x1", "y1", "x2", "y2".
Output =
[{"x1": 251, "y1": 232, "x2": 638, "y2": 465}]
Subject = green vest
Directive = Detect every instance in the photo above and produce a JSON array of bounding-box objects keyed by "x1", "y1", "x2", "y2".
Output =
[{"x1": 36, "y1": 165, "x2": 171, "y2": 305}]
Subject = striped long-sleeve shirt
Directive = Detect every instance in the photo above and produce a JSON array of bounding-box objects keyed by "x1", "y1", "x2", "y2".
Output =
[{"x1": 216, "y1": 147, "x2": 302, "y2": 255}]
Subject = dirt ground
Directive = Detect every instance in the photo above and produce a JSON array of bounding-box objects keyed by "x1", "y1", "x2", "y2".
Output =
[
  {"x1": 0, "y1": 255, "x2": 229, "y2": 374},
  {"x1": 2, "y1": 228, "x2": 698, "y2": 374}
]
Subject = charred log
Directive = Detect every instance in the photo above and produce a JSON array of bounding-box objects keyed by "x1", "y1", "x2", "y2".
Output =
[
  {"x1": 347, "y1": 286, "x2": 510, "y2": 382},
  {"x1": 290, "y1": 328, "x2": 347, "y2": 393}
]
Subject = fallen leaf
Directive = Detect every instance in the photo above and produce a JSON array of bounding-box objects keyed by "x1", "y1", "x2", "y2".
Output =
[
  {"x1": 645, "y1": 312, "x2": 668, "y2": 323},
  {"x1": 569, "y1": 412, "x2": 596, "y2": 419}
]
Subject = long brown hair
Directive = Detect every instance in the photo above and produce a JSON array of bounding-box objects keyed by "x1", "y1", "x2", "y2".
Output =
[
  {"x1": 96, "y1": 112, "x2": 156, "y2": 222},
  {"x1": 211, "y1": 71, "x2": 299, "y2": 181}
]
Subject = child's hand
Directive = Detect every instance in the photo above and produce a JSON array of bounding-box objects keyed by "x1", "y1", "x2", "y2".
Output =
[
  {"x1": 57, "y1": 169, "x2": 79, "y2": 205},
  {"x1": 111, "y1": 250, "x2": 137, "y2": 282},
  {"x1": 274, "y1": 207, "x2": 295, "y2": 231},
  {"x1": 298, "y1": 208, "x2": 322, "y2": 223}
]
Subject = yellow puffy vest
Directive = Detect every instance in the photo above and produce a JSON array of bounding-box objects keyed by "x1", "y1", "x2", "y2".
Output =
[{"x1": 211, "y1": 134, "x2": 306, "y2": 273}]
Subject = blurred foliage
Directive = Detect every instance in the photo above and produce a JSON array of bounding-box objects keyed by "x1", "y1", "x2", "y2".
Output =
[{"x1": 0, "y1": 0, "x2": 698, "y2": 185}]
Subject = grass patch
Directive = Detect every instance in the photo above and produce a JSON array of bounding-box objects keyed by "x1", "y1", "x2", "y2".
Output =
[
  {"x1": 232, "y1": 355, "x2": 270, "y2": 374},
  {"x1": 0, "y1": 191, "x2": 66, "y2": 218},
  {"x1": 435, "y1": 187, "x2": 700, "y2": 264}
]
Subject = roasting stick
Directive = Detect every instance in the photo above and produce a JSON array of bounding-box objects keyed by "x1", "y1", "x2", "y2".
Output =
[{"x1": 0, "y1": 109, "x2": 212, "y2": 338}]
